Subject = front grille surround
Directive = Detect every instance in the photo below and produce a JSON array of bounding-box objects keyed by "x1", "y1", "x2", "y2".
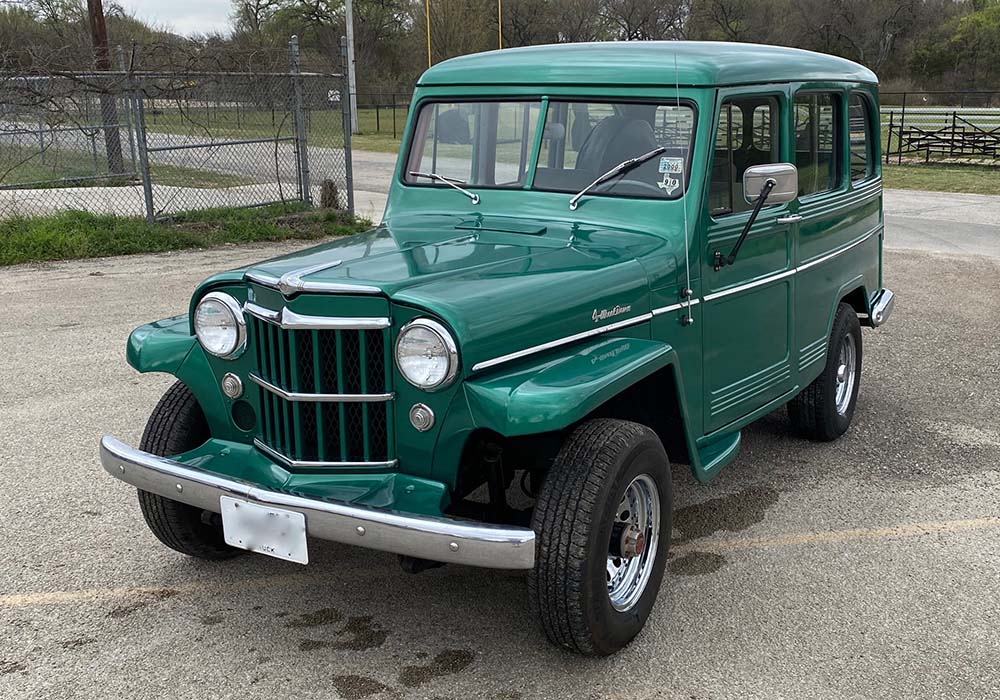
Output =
[{"x1": 246, "y1": 304, "x2": 396, "y2": 469}]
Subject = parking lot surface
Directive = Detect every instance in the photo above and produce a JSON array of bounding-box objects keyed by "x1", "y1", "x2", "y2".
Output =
[{"x1": 1, "y1": 217, "x2": 999, "y2": 699}]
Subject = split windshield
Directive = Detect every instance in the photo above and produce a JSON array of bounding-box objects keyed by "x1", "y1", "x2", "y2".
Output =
[{"x1": 404, "y1": 99, "x2": 695, "y2": 202}]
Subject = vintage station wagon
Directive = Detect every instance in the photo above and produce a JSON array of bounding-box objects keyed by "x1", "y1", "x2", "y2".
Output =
[{"x1": 101, "y1": 42, "x2": 894, "y2": 655}]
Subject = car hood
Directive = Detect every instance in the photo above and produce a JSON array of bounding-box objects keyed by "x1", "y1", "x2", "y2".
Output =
[{"x1": 235, "y1": 213, "x2": 674, "y2": 372}]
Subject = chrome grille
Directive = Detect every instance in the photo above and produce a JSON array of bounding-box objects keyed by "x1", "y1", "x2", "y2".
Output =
[{"x1": 246, "y1": 304, "x2": 395, "y2": 468}]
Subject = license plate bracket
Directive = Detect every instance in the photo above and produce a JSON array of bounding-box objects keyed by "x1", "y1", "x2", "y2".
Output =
[{"x1": 220, "y1": 496, "x2": 309, "y2": 564}]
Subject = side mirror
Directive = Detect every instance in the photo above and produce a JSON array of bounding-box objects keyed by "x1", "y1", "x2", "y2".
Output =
[
  {"x1": 715, "y1": 163, "x2": 798, "y2": 271},
  {"x1": 743, "y1": 163, "x2": 797, "y2": 205}
]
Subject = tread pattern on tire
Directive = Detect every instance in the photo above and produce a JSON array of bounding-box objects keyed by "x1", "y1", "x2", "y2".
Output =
[
  {"x1": 137, "y1": 381, "x2": 239, "y2": 560},
  {"x1": 788, "y1": 302, "x2": 861, "y2": 441},
  {"x1": 528, "y1": 419, "x2": 656, "y2": 655}
]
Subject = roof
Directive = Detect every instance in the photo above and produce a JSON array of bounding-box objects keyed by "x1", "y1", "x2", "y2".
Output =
[{"x1": 418, "y1": 41, "x2": 878, "y2": 88}]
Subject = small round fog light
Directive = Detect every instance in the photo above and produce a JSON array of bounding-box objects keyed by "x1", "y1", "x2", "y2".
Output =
[
  {"x1": 221, "y1": 373, "x2": 243, "y2": 399},
  {"x1": 409, "y1": 403, "x2": 435, "y2": 432}
]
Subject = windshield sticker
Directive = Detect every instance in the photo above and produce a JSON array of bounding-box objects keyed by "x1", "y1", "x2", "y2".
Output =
[{"x1": 657, "y1": 157, "x2": 684, "y2": 196}]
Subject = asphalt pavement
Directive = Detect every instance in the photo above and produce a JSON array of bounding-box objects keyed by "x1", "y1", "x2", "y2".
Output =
[{"x1": 1, "y1": 192, "x2": 999, "y2": 699}]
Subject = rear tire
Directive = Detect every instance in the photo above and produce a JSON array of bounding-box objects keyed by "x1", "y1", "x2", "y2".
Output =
[
  {"x1": 528, "y1": 419, "x2": 672, "y2": 656},
  {"x1": 137, "y1": 381, "x2": 241, "y2": 560},
  {"x1": 788, "y1": 302, "x2": 863, "y2": 441}
]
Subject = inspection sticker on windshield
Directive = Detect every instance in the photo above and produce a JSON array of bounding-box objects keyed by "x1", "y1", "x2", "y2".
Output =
[{"x1": 658, "y1": 157, "x2": 684, "y2": 174}]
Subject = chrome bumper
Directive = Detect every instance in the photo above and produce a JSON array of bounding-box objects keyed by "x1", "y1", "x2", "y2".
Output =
[
  {"x1": 99, "y1": 435, "x2": 536, "y2": 570},
  {"x1": 869, "y1": 288, "x2": 895, "y2": 327}
]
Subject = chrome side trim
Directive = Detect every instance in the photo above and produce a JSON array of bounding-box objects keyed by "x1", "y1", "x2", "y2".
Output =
[
  {"x1": 253, "y1": 438, "x2": 398, "y2": 468},
  {"x1": 100, "y1": 435, "x2": 534, "y2": 569},
  {"x1": 703, "y1": 269, "x2": 795, "y2": 302},
  {"x1": 245, "y1": 302, "x2": 390, "y2": 330},
  {"x1": 248, "y1": 374, "x2": 394, "y2": 403},
  {"x1": 796, "y1": 226, "x2": 880, "y2": 273},
  {"x1": 244, "y1": 270, "x2": 382, "y2": 296},
  {"x1": 470, "y1": 313, "x2": 652, "y2": 373},
  {"x1": 651, "y1": 299, "x2": 700, "y2": 316}
]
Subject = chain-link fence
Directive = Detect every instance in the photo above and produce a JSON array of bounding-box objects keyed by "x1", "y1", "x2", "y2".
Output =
[
  {"x1": 355, "y1": 86, "x2": 414, "y2": 141},
  {"x1": 881, "y1": 91, "x2": 1000, "y2": 165},
  {"x1": 0, "y1": 37, "x2": 353, "y2": 220}
]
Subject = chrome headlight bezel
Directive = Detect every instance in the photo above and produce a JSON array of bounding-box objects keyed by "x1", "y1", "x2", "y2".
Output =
[
  {"x1": 193, "y1": 291, "x2": 247, "y2": 360},
  {"x1": 394, "y1": 318, "x2": 459, "y2": 391}
]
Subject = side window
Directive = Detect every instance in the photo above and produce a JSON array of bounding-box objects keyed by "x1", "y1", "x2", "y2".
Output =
[
  {"x1": 794, "y1": 93, "x2": 840, "y2": 197},
  {"x1": 849, "y1": 93, "x2": 873, "y2": 182},
  {"x1": 709, "y1": 97, "x2": 779, "y2": 217}
]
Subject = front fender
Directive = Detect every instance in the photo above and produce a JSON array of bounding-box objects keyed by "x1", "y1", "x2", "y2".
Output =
[
  {"x1": 464, "y1": 336, "x2": 675, "y2": 436},
  {"x1": 126, "y1": 316, "x2": 233, "y2": 439}
]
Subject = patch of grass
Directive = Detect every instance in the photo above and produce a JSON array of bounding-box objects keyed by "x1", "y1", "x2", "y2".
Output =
[
  {"x1": 0, "y1": 203, "x2": 371, "y2": 266},
  {"x1": 882, "y1": 163, "x2": 1000, "y2": 196},
  {"x1": 0, "y1": 144, "x2": 256, "y2": 189}
]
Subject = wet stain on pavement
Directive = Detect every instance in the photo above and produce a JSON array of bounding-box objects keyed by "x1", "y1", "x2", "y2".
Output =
[
  {"x1": 672, "y1": 485, "x2": 779, "y2": 543},
  {"x1": 108, "y1": 601, "x2": 148, "y2": 619},
  {"x1": 0, "y1": 660, "x2": 27, "y2": 675},
  {"x1": 200, "y1": 614, "x2": 225, "y2": 625},
  {"x1": 299, "y1": 616, "x2": 388, "y2": 652},
  {"x1": 670, "y1": 551, "x2": 727, "y2": 576},
  {"x1": 399, "y1": 649, "x2": 475, "y2": 688},
  {"x1": 331, "y1": 674, "x2": 389, "y2": 699},
  {"x1": 58, "y1": 637, "x2": 97, "y2": 649},
  {"x1": 287, "y1": 607, "x2": 343, "y2": 628}
]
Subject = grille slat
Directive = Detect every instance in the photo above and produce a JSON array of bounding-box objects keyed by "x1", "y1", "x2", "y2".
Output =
[{"x1": 249, "y1": 311, "x2": 394, "y2": 468}]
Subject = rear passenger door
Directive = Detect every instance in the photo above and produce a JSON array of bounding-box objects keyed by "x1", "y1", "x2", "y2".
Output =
[{"x1": 700, "y1": 89, "x2": 797, "y2": 433}]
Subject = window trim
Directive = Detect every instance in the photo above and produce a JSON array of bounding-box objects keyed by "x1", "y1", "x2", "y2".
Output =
[
  {"x1": 708, "y1": 92, "x2": 785, "y2": 220},
  {"x1": 848, "y1": 91, "x2": 876, "y2": 185},
  {"x1": 792, "y1": 89, "x2": 845, "y2": 201}
]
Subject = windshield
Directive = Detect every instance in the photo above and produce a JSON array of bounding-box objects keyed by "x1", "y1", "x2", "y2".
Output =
[{"x1": 404, "y1": 99, "x2": 695, "y2": 202}]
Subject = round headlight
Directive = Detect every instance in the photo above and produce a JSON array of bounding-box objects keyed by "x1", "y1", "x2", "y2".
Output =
[
  {"x1": 395, "y1": 318, "x2": 458, "y2": 390},
  {"x1": 194, "y1": 291, "x2": 246, "y2": 359}
]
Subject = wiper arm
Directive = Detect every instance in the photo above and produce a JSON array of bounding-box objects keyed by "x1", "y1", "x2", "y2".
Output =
[
  {"x1": 569, "y1": 146, "x2": 667, "y2": 211},
  {"x1": 409, "y1": 171, "x2": 480, "y2": 204}
]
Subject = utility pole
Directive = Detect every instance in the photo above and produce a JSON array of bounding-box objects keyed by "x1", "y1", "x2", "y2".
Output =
[
  {"x1": 86, "y1": 0, "x2": 124, "y2": 174},
  {"x1": 498, "y1": 0, "x2": 503, "y2": 49},
  {"x1": 344, "y1": 0, "x2": 359, "y2": 134}
]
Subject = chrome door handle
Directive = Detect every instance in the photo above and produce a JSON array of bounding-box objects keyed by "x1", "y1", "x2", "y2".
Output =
[{"x1": 776, "y1": 215, "x2": 802, "y2": 224}]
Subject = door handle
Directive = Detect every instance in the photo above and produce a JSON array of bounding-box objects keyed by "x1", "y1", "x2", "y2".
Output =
[{"x1": 776, "y1": 215, "x2": 802, "y2": 224}]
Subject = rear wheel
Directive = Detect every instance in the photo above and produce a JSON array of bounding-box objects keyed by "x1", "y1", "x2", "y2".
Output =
[
  {"x1": 137, "y1": 381, "x2": 241, "y2": 560},
  {"x1": 528, "y1": 419, "x2": 672, "y2": 656},
  {"x1": 788, "y1": 302, "x2": 863, "y2": 441}
]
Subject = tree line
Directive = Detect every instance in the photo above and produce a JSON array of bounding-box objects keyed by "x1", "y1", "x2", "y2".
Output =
[{"x1": 2, "y1": 0, "x2": 999, "y2": 94}]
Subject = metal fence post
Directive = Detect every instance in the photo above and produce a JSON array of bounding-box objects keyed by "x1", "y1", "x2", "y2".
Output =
[
  {"x1": 289, "y1": 35, "x2": 312, "y2": 206},
  {"x1": 128, "y1": 46, "x2": 155, "y2": 223},
  {"x1": 116, "y1": 45, "x2": 138, "y2": 172},
  {"x1": 340, "y1": 36, "x2": 356, "y2": 216}
]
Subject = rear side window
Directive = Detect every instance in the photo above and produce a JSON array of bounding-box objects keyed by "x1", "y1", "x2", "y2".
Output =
[
  {"x1": 849, "y1": 93, "x2": 874, "y2": 182},
  {"x1": 794, "y1": 93, "x2": 840, "y2": 197},
  {"x1": 709, "y1": 97, "x2": 780, "y2": 217}
]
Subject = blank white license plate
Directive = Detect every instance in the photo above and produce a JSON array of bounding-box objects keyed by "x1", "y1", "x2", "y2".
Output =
[{"x1": 220, "y1": 496, "x2": 308, "y2": 564}]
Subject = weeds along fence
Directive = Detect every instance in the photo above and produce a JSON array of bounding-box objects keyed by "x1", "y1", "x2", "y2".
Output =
[
  {"x1": 0, "y1": 37, "x2": 354, "y2": 221},
  {"x1": 881, "y1": 90, "x2": 1000, "y2": 165}
]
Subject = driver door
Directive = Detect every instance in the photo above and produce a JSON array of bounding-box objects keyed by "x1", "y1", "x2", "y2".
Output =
[{"x1": 700, "y1": 89, "x2": 797, "y2": 433}]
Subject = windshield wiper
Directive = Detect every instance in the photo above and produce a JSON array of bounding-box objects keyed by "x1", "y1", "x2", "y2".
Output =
[
  {"x1": 409, "y1": 171, "x2": 480, "y2": 204},
  {"x1": 568, "y1": 146, "x2": 667, "y2": 211}
]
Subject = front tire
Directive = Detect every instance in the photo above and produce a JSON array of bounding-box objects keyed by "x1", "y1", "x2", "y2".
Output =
[
  {"x1": 788, "y1": 302, "x2": 863, "y2": 441},
  {"x1": 137, "y1": 381, "x2": 241, "y2": 560},
  {"x1": 528, "y1": 419, "x2": 672, "y2": 656}
]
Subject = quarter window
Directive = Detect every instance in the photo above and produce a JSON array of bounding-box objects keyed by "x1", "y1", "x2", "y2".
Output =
[
  {"x1": 708, "y1": 97, "x2": 780, "y2": 217},
  {"x1": 794, "y1": 93, "x2": 840, "y2": 197},
  {"x1": 849, "y1": 93, "x2": 873, "y2": 182}
]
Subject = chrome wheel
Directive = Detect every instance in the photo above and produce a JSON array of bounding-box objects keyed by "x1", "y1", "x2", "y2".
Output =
[
  {"x1": 607, "y1": 474, "x2": 660, "y2": 612},
  {"x1": 834, "y1": 333, "x2": 857, "y2": 415}
]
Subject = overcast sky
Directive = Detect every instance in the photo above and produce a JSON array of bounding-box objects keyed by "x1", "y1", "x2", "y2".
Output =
[{"x1": 117, "y1": 0, "x2": 233, "y2": 37}]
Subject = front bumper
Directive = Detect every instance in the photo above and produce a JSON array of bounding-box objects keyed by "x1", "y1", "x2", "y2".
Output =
[{"x1": 99, "y1": 435, "x2": 535, "y2": 570}]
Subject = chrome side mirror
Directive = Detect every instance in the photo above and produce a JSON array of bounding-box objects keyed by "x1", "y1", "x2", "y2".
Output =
[{"x1": 743, "y1": 163, "x2": 798, "y2": 205}]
